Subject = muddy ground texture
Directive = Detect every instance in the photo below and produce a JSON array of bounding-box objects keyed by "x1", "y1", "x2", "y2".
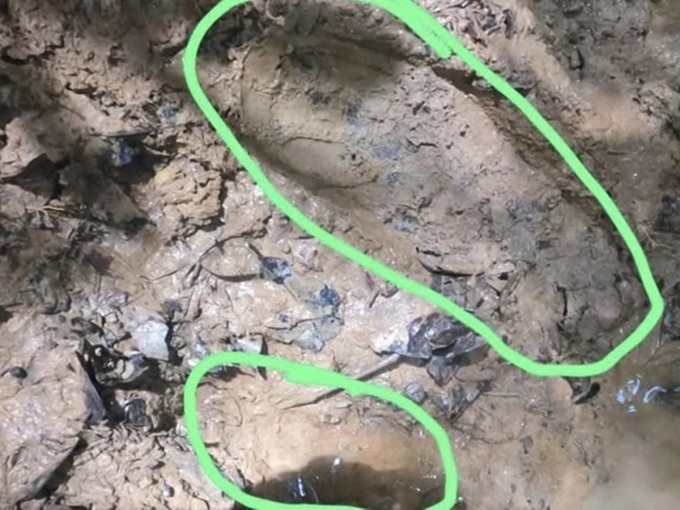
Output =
[{"x1": 1, "y1": 0, "x2": 680, "y2": 509}]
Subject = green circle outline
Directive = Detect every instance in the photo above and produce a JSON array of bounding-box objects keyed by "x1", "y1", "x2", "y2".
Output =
[
  {"x1": 183, "y1": 352, "x2": 457, "y2": 510},
  {"x1": 183, "y1": 0, "x2": 664, "y2": 378}
]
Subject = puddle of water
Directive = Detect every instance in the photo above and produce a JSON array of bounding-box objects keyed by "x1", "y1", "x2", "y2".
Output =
[
  {"x1": 240, "y1": 454, "x2": 444, "y2": 509},
  {"x1": 584, "y1": 340, "x2": 680, "y2": 509},
  {"x1": 611, "y1": 341, "x2": 680, "y2": 415}
]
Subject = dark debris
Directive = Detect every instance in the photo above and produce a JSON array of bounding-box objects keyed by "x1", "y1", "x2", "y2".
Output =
[
  {"x1": 403, "y1": 381, "x2": 427, "y2": 404},
  {"x1": 654, "y1": 195, "x2": 680, "y2": 234},
  {"x1": 8, "y1": 366, "x2": 27, "y2": 379}
]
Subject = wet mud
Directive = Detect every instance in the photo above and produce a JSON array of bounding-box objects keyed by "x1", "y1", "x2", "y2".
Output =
[
  {"x1": 234, "y1": 456, "x2": 444, "y2": 509},
  {"x1": 1, "y1": 0, "x2": 680, "y2": 509}
]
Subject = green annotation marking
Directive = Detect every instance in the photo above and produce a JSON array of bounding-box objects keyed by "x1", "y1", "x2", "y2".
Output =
[
  {"x1": 183, "y1": 352, "x2": 457, "y2": 510},
  {"x1": 182, "y1": 0, "x2": 664, "y2": 508}
]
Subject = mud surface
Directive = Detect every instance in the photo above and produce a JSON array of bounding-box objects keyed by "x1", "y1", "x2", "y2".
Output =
[{"x1": 1, "y1": 0, "x2": 680, "y2": 509}]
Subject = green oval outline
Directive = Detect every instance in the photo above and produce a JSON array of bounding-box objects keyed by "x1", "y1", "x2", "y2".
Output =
[
  {"x1": 183, "y1": 0, "x2": 663, "y2": 378},
  {"x1": 183, "y1": 352, "x2": 457, "y2": 510}
]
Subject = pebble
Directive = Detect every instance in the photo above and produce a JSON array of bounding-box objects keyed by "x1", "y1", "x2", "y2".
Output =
[
  {"x1": 260, "y1": 256, "x2": 293, "y2": 284},
  {"x1": 568, "y1": 48, "x2": 584, "y2": 70},
  {"x1": 134, "y1": 318, "x2": 170, "y2": 361},
  {"x1": 403, "y1": 382, "x2": 427, "y2": 404},
  {"x1": 9, "y1": 366, "x2": 27, "y2": 379}
]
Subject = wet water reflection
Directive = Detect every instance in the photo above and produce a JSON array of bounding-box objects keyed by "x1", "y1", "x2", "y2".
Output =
[
  {"x1": 232, "y1": 456, "x2": 446, "y2": 510},
  {"x1": 584, "y1": 340, "x2": 680, "y2": 509}
]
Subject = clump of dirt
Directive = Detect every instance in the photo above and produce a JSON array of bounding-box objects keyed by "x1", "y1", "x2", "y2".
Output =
[{"x1": 1, "y1": 0, "x2": 680, "y2": 509}]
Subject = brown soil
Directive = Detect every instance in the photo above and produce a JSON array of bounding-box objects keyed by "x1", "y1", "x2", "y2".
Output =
[{"x1": 1, "y1": 0, "x2": 680, "y2": 509}]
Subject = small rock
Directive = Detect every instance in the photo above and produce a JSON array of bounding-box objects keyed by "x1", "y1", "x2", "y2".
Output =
[
  {"x1": 426, "y1": 356, "x2": 458, "y2": 386},
  {"x1": 9, "y1": 366, "x2": 27, "y2": 379},
  {"x1": 306, "y1": 282, "x2": 341, "y2": 313},
  {"x1": 509, "y1": 224, "x2": 537, "y2": 265},
  {"x1": 133, "y1": 318, "x2": 170, "y2": 361},
  {"x1": 406, "y1": 312, "x2": 470, "y2": 358},
  {"x1": 124, "y1": 398, "x2": 152, "y2": 429},
  {"x1": 314, "y1": 314, "x2": 344, "y2": 343},
  {"x1": 568, "y1": 48, "x2": 584, "y2": 70},
  {"x1": 108, "y1": 138, "x2": 135, "y2": 167},
  {"x1": 383, "y1": 339, "x2": 409, "y2": 357},
  {"x1": 106, "y1": 289, "x2": 130, "y2": 310},
  {"x1": 161, "y1": 482, "x2": 175, "y2": 498},
  {"x1": 434, "y1": 386, "x2": 468, "y2": 416},
  {"x1": 161, "y1": 299, "x2": 183, "y2": 322},
  {"x1": 230, "y1": 335, "x2": 266, "y2": 354},
  {"x1": 138, "y1": 475, "x2": 153, "y2": 490},
  {"x1": 260, "y1": 256, "x2": 292, "y2": 284},
  {"x1": 437, "y1": 332, "x2": 487, "y2": 363},
  {"x1": 81, "y1": 367, "x2": 106, "y2": 425},
  {"x1": 519, "y1": 436, "x2": 534, "y2": 455},
  {"x1": 188, "y1": 338, "x2": 229, "y2": 376},
  {"x1": 403, "y1": 382, "x2": 427, "y2": 404},
  {"x1": 82, "y1": 340, "x2": 150, "y2": 386}
]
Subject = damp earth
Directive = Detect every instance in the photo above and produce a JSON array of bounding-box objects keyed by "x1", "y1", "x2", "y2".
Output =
[{"x1": 1, "y1": 0, "x2": 680, "y2": 509}]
